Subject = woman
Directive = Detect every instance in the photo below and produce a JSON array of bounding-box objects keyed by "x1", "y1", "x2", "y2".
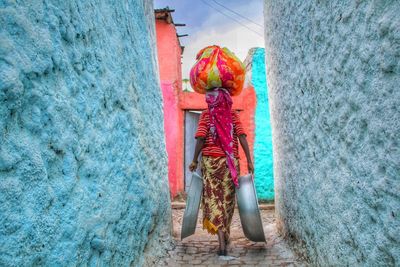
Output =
[{"x1": 188, "y1": 87, "x2": 254, "y2": 256}]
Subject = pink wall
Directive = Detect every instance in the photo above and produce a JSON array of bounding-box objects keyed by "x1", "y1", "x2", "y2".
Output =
[
  {"x1": 160, "y1": 82, "x2": 184, "y2": 198},
  {"x1": 156, "y1": 21, "x2": 182, "y2": 83},
  {"x1": 156, "y1": 19, "x2": 184, "y2": 199}
]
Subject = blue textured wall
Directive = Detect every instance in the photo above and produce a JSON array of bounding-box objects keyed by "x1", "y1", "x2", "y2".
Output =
[
  {"x1": 265, "y1": 1, "x2": 400, "y2": 265},
  {"x1": 252, "y1": 48, "x2": 274, "y2": 201},
  {"x1": 0, "y1": 1, "x2": 171, "y2": 266}
]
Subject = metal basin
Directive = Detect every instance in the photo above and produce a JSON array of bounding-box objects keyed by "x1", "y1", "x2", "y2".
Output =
[
  {"x1": 236, "y1": 174, "x2": 266, "y2": 242},
  {"x1": 181, "y1": 172, "x2": 203, "y2": 240}
]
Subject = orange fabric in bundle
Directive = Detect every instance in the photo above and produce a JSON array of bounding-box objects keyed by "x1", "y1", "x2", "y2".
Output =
[{"x1": 189, "y1": 45, "x2": 246, "y2": 96}]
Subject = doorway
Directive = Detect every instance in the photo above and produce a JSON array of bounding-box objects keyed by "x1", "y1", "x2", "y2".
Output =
[{"x1": 184, "y1": 110, "x2": 202, "y2": 192}]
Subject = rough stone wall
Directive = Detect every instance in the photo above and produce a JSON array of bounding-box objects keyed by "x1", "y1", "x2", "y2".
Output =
[
  {"x1": 264, "y1": 1, "x2": 399, "y2": 266},
  {"x1": 0, "y1": 1, "x2": 171, "y2": 266}
]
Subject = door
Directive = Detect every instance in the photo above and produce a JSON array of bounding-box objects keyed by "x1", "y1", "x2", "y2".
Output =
[{"x1": 184, "y1": 110, "x2": 202, "y2": 192}]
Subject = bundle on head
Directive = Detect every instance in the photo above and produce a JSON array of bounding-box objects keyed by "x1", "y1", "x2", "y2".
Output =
[{"x1": 189, "y1": 45, "x2": 246, "y2": 96}]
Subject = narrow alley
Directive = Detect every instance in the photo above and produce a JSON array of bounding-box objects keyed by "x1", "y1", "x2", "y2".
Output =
[
  {"x1": 161, "y1": 205, "x2": 306, "y2": 266},
  {"x1": 0, "y1": 0, "x2": 398, "y2": 266}
]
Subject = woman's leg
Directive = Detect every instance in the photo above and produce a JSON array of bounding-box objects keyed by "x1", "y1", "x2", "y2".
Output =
[
  {"x1": 224, "y1": 232, "x2": 231, "y2": 245},
  {"x1": 201, "y1": 156, "x2": 236, "y2": 255},
  {"x1": 217, "y1": 229, "x2": 226, "y2": 255}
]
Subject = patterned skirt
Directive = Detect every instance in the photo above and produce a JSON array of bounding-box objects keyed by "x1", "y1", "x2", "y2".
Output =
[{"x1": 201, "y1": 156, "x2": 239, "y2": 235}]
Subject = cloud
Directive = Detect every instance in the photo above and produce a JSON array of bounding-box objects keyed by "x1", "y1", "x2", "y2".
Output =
[{"x1": 180, "y1": 0, "x2": 265, "y2": 79}]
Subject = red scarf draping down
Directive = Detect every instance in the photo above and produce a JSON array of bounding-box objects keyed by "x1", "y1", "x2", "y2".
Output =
[{"x1": 206, "y1": 88, "x2": 239, "y2": 187}]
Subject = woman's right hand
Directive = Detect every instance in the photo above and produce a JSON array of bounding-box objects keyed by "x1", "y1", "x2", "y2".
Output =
[
  {"x1": 189, "y1": 161, "x2": 198, "y2": 172},
  {"x1": 247, "y1": 161, "x2": 254, "y2": 174}
]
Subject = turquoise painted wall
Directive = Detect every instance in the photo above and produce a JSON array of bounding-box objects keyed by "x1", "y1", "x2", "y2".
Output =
[
  {"x1": 253, "y1": 48, "x2": 274, "y2": 201},
  {"x1": 0, "y1": 1, "x2": 171, "y2": 266}
]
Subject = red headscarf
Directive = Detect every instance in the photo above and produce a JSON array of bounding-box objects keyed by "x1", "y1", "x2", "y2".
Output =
[{"x1": 206, "y1": 88, "x2": 239, "y2": 187}]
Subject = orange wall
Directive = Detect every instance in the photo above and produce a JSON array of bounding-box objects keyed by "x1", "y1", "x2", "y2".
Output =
[
  {"x1": 237, "y1": 86, "x2": 256, "y2": 174},
  {"x1": 180, "y1": 91, "x2": 247, "y2": 110},
  {"x1": 180, "y1": 88, "x2": 256, "y2": 178}
]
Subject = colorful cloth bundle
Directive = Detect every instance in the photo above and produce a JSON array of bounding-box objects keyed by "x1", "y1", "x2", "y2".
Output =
[{"x1": 189, "y1": 45, "x2": 246, "y2": 96}]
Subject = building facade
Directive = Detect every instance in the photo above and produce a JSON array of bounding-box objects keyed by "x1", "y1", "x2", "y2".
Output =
[
  {"x1": 155, "y1": 9, "x2": 273, "y2": 201},
  {"x1": 155, "y1": 8, "x2": 185, "y2": 198}
]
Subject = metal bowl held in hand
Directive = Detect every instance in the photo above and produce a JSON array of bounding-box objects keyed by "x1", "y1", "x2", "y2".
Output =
[
  {"x1": 181, "y1": 172, "x2": 203, "y2": 240},
  {"x1": 236, "y1": 174, "x2": 266, "y2": 242}
]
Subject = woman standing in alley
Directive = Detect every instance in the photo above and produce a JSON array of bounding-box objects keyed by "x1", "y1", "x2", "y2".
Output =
[{"x1": 188, "y1": 45, "x2": 254, "y2": 256}]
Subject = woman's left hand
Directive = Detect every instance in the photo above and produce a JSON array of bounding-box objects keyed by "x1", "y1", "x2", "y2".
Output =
[{"x1": 247, "y1": 161, "x2": 254, "y2": 174}]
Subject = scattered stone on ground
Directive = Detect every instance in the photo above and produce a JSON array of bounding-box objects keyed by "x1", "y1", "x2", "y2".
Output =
[{"x1": 160, "y1": 207, "x2": 307, "y2": 266}]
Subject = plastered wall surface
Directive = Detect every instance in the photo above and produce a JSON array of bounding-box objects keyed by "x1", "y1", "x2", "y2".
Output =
[
  {"x1": 155, "y1": 18, "x2": 184, "y2": 198},
  {"x1": 252, "y1": 48, "x2": 274, "y2": 201},
  {"x1": 0, "y1": 1, "x2": 171, "y2": 266},
  {"x1": 264, "y1": 1, "x2": 399, "y2": 265}
]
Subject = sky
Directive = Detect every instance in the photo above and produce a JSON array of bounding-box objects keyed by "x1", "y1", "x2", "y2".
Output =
[{"x1": 154, "y1": 0, "x2": 265, "y2": 80}]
